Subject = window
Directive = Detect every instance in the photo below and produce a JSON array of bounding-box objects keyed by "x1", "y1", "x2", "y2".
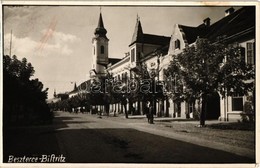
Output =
[
  {"x1": 239, "y1": 47, "x2": 245, "y2": 63},
  {"x1": 188, "y1": 102, "x2": 195, "y2": 113},
  {"x1": 93, "y1": 47, "x2": 95, "y2": 55},
  {"x1": 131, "y1": 48, "x2": 135, "y2": 62},
  {"x1": 138, "y1": 52, "x2": 141, "y2": 60},
  {"x1": 247, "y1": 42, "x2": 254, "y2": 65},
  {"x1": 101, "y1": 45, "x2": 105, "y2": 54},
  {"x1": 175, "y1": 39, "x2": 180, "y2": 49},
  {"x1": 125, "y1": 72, "x2": 128, "y2": 82},
  {"x1": 232, "y1": 93, "x2": 243, "y2": 111},
  {"x1": 174, "y1": 102, "x2": 181, "y2": 117},
  {"x1": 122, "y1": 72, "x2": 128, "y2": 82}
]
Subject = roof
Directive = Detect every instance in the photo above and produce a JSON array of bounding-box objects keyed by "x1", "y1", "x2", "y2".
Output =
[
  {"x1": 141, "y1": 44, "x2": 170, "y2": 61},
  {"x1": 205, "y1": 6, "x2": 255, "y2": 42},
  {"x1": 129, "y1": 18, "x2": 171, "y2": 46},
  {"x1": 178, "y1": 24, "x2": 208, "y2": 44},
  {"x1": 108, "y1": 58, "x2": 122, "y2": 65},
  {"x1": 130, "y1": 19, "x2": 143, "y2": 45},
  {"x1": 179, "y1": 6, "x2": 255, "y2": 45},
  {"x1": 94, "y1": 13, "x2": 108, "y2": 39},
  {"x1": 130, "y1": 32, "x2": 170, "y2": 46},
  {"x1": 108, "y1": 56, "x2": 130, "y2": 69},
  {"x1": 142, "y1": 34, "x2": 171, "y2": 46}
]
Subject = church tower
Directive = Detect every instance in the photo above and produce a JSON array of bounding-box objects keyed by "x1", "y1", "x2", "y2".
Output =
[
  {"x1": 91, "y1": 12, "x2": 109, "y2": 77},
  {"x1": 129, "y1": 16, "x2": 144, "y2": 69}
]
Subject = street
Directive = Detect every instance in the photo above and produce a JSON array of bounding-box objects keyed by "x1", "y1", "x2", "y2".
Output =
[{"x1": 52, "y1": 111, "x2": 254, "y2": 163}]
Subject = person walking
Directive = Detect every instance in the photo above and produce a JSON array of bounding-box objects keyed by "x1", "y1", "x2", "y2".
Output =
[
  {"x1": 148, "y1": 101, "x2": 154, "y2": 124},
  {"x1": 145, "y1": 101, "x2": 150, "y2": 123}
]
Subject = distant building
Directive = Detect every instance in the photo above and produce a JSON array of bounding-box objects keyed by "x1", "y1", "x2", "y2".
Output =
[{"x1": 46, "y1": 89, "x2": 61, "y2": 104}]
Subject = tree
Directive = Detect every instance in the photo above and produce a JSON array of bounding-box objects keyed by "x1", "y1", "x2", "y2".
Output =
[
  {"x1": 123, "y1": 63, "x2": 164, "y2": 117},
  {"x1": 164, "y1": 39, "x2": 254, "y2": 126},
  {"x1": 3, "y1": 55, "x2": 52, "y2": 126}
]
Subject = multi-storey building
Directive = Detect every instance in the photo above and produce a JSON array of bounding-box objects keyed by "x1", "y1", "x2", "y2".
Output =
[
  {"x1": 166, "y1": 7, "x2": 255, "y2": 121},
  {"x1": 88, "y1": 6, "x2": 255, "y2": 121}
]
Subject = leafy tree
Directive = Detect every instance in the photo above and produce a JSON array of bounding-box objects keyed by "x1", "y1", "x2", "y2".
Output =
[
  {"x1": 164, "y1": 39, "x2": 254, "y2": 126},
  {"x1": 3, "y1": 55, "x2": 52, "y2": 126},
  {"x1": 122, "y1": 63, "x2": 164, "y2": 117}
]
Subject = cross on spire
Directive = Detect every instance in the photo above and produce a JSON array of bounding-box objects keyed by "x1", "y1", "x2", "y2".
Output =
[{"x1": 137, "y1": 13, "x2": 140, "y2": 21}]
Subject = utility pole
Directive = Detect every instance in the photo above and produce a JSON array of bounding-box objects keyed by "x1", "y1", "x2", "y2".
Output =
[{"x1": 9, "y1": 29, "x2": 12, "y2": 57}]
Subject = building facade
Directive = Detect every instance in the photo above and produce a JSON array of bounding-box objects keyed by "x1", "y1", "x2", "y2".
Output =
[{"x1": 88, "y1": 7, "x2": 255, "y2": 121}]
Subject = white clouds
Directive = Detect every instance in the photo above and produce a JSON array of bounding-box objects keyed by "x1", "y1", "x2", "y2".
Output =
[
  {"x1": 35, "y1": 27, "x2": 81, "y2": 56},
  {"x1": 53, "y1": 31, "x2": 80, "y2": 43},
  {"x1": 4, "y1": 33, "x2": 37, "y2": 58},
  {"x1": 4, "y1": 30, "x2": 80, "y2": 58}
]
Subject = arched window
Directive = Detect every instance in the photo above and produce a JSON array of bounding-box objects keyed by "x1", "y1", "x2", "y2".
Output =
[
  {"x1": 175, "y1": 39, "x2": 180, "y2": 49},
  {"x1": 101, "y1": 45, "x2": 105, "y2": 54}
]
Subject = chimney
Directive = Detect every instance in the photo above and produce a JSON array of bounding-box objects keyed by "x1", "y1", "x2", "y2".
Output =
[
  {"x1": 203, "y1": 17, "x2": 211, "y2": 27},
  {"x1": 225, "y1": 7, "x2": 235, "y2": 16}
]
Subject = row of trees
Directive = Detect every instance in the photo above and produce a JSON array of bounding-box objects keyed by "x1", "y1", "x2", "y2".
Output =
[
  {"x1": 3, "y1": 55, "x2": 53, "y2": 126},
  {"x1": 49, "y1": 93, "x2": 90, "y2": 112},
  {"x1": 50, "y1": 39, "x2": 254, "y2": 126},
  {"x1": 49, "y1": 64, "x2": 164, "y2": 118}
]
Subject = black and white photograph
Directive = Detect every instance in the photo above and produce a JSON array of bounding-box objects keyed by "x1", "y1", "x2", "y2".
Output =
[{"x1": 1, "y1": 1, "x2": 258, "y2": 167}]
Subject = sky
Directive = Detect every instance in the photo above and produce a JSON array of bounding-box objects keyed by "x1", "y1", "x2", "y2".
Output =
[{"x1": 3, "y1": 5, "x2": 242, "y2": 99}]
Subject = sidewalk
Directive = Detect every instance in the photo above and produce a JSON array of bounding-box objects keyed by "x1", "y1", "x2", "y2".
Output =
[
  {"x1": 102, "y1": 113, "x2": 255, "y2": 160},
  {"x1": 118, "y1": 113, "x2": 222, "y2": 124}
]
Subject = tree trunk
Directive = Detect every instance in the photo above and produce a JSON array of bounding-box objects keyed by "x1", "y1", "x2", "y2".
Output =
[
  {"x1": 124, "y1": 104, "x2": 128, "y2": 118},
  {"x1": 200, "y1": 94, "x2": 207, "y2": 126}
]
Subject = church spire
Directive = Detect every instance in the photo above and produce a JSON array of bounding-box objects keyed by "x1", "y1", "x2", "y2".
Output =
[
  {"x1": 74, "y1": 82, "x2": 77, "y2": 91},
  {"x1": 54, "y1": 89, "x2": 57, "y2": 98},
  {"x1": 130, "y1": 15, "x2": 143, "y2": 46},
  {"x1": 94, "y1": 12, "x2": 108, "y2": 39}
]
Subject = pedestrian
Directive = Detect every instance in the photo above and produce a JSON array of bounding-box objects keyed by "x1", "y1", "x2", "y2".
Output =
[
  {"x1": 146, "y1": 101, "x2": 150, "y2": 123},
  {"x1": 148, "y1": 101, "x2": 154, "y2": 124}
]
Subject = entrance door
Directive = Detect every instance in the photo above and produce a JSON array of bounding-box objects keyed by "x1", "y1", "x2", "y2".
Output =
[{"x1": 206, "y1": 92, "x2": 220, "y2": 119}]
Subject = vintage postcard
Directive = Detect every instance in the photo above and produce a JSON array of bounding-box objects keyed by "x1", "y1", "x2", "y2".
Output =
[{"x1": 1, "y1": 1, "x2": 259, "y2": 167}]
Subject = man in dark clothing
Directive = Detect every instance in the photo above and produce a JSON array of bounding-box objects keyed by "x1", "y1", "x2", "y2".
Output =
[
  {"x1": 145, "y1": 101, "x2": 150, "y2": 123},
  {"x1": 146, "y1": 101, "x2": 154, "y2": 124},
  {"x1": 148, "y1": 102, "x2": 154, "y2": 124}
]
